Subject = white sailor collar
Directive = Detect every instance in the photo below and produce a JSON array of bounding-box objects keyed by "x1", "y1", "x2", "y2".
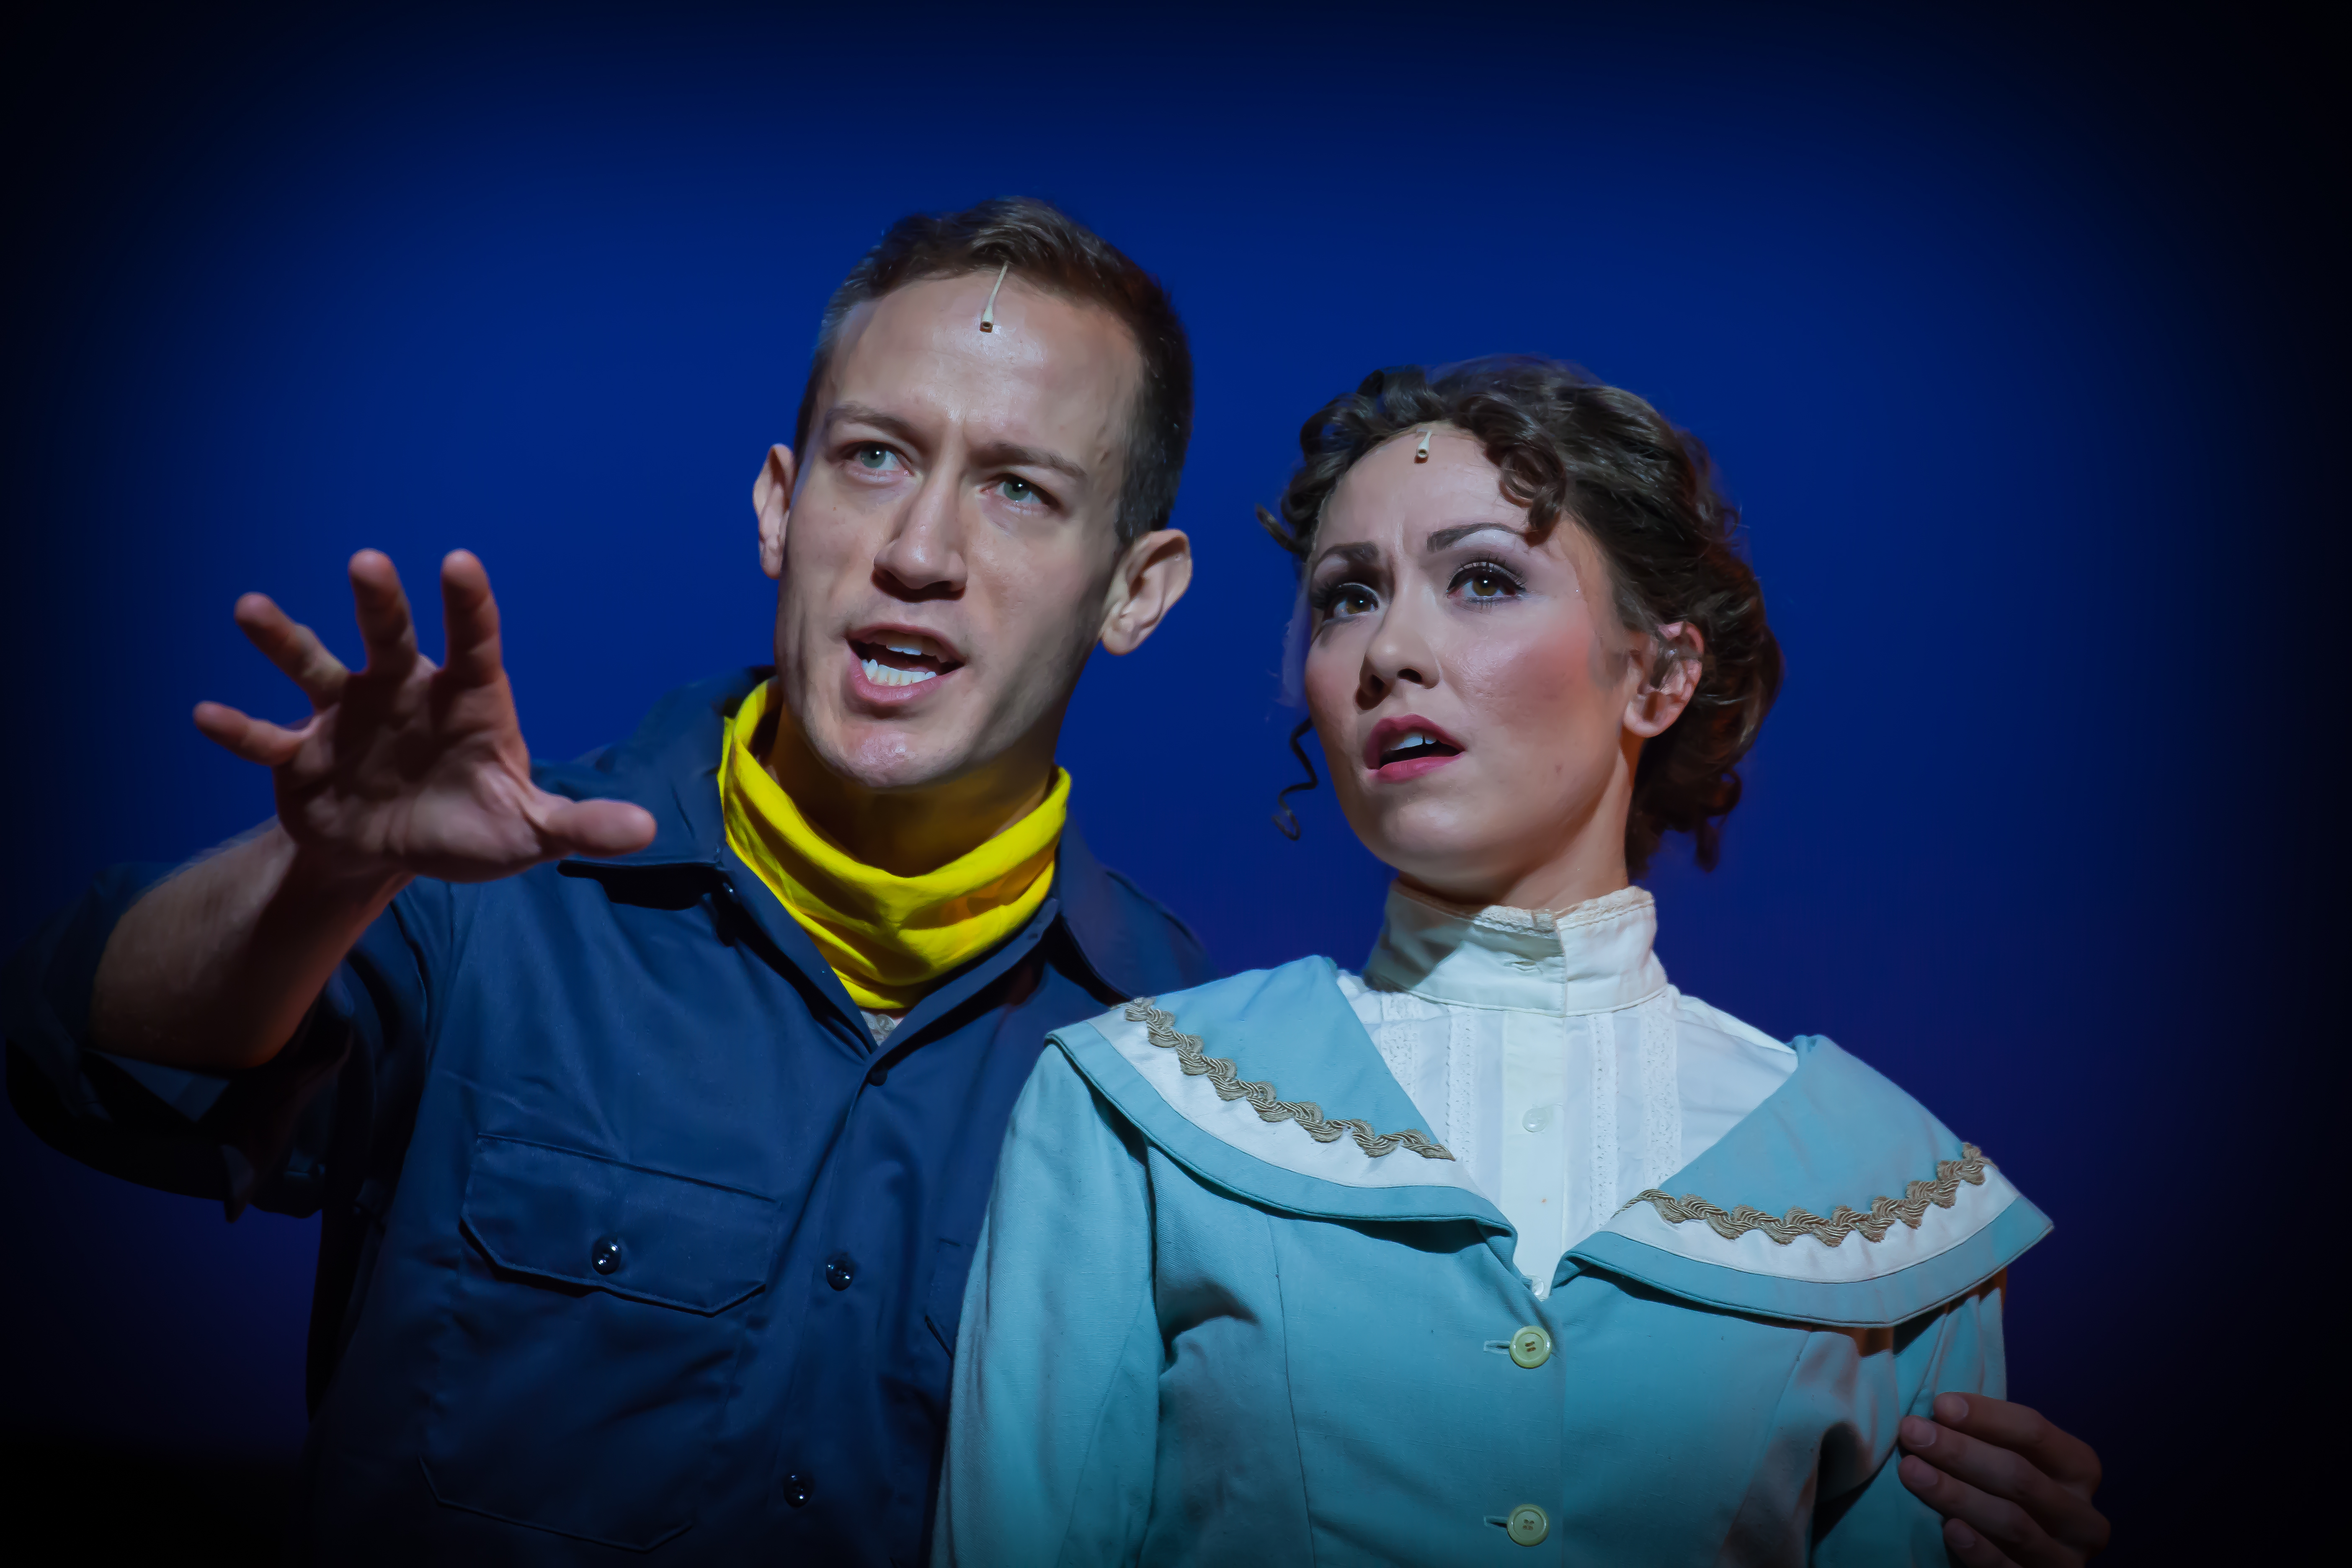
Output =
[{"x1": 1361, "y1": 881, "x2": 1669, "y2": 1015}]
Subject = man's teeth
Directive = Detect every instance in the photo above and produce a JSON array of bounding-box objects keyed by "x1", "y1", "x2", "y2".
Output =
[{"x1": 862, "y1": 658, "x2": 938, "y2": 688}]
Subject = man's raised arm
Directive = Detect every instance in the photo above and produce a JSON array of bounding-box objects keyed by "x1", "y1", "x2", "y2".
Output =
[{"x1": 88, "y1": 549, "x2": 656, "y2": 1072}]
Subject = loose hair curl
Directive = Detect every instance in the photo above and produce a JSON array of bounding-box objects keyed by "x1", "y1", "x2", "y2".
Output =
[{"x1": 1259, "y1": 356, "x2": 1783, "y2": 877}]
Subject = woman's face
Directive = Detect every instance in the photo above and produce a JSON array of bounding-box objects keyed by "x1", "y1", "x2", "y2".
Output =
[{"x1": 1302, "y1": 426, "x2": 1692, "y2": 910}]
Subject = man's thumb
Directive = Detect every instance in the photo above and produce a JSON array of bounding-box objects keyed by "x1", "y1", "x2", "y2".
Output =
[{"x1": 544, "y1": 798, "x2": 660, "y2": 859}]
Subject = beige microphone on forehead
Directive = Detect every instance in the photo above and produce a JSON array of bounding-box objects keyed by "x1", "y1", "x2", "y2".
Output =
[{"x1": 978, "y1": 262, "x2": 1010, "y2": 333}]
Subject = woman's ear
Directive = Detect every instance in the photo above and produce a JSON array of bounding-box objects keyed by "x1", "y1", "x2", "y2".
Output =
[
  {"x1": 1099, "y1": 529, "x2": 1194, "y2": 655},
  {"x1": 754, "y1": 444, "x2": 797, "y2": 581},
  {"x1": 1625, "y1": 621, "x2": 1704, "y2": 738}
]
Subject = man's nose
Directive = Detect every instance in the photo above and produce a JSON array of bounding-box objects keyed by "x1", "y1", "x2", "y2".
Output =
[{"x1": 871, "y1": 471, "x2": 967, "y2": 598}]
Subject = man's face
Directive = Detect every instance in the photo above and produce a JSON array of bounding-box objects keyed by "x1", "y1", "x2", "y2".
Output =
[{"x1": 764, "y1": 273, "x2": 1142, "y2": 795}]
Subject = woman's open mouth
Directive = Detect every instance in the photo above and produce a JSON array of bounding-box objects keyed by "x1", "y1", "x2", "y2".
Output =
[
  {"x1": 1380, "y1": 731, "x2": 1460, "y2": 765},
  {"x1": 848, "y1": 629, "x2": 962, "y2": 692},
  {"x1": 1365, "y1": 717, "x2": 1464, "y2": 780}
]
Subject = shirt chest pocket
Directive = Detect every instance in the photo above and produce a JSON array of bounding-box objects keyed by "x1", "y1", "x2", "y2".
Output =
[{"x1": 423, "y1": 1136, "x2": 779, "y2": 1550}]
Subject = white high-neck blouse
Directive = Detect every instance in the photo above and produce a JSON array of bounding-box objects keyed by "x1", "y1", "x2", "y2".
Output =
[{"x1": 1336, "y1": 882, "x2": 1796, "y2": 1297}]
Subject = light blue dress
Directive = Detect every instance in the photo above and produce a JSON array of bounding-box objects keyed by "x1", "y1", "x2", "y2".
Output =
[{"x1": 936, "y1": 939, "x2": 2050, "y2": 1565}]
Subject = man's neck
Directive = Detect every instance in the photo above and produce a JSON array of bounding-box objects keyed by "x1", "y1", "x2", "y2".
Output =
[{"x1": 758, "y1": 709, "x2": 1057, "y2": 878}]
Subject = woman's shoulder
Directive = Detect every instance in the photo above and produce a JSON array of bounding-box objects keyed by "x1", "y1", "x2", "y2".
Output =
[
  {"x1": 1056, "y1": 956, "x2": 1346, "y2": 1040},
  {"x1": 1043, "y1": 958, "x2": 1496, "y2": 1217},
  {"x1": 1574, "y1": 1031, "x2": 2053, "y2": 1328},
  {"x1": 1669, "y1": 988, "x2": 1791, "y2": 1057}
]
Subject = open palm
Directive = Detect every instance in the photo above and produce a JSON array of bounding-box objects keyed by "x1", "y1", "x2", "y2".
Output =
[{"x1": 194, "y1": 550, "x2": 656, "y2": 882}]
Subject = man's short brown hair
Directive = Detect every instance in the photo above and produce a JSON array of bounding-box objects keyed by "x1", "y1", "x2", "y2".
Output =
[{"x1": 795, "y1": 198, "x2": 1192, "y2": 547}]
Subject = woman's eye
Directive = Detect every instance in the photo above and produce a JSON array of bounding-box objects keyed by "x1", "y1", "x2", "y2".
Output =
[
  {"x1": 1451, "y1": 565, "x2": 1521, "y2": 601},
  {"x1": 851, "y1": 444, "x2": 901, "y2": 472},
  {"x1": 1318, "y1": 583, "x2": 1377, "y2": 619}
]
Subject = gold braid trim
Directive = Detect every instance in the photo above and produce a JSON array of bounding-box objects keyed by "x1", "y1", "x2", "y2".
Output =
[
  {"x1": 1625, "y1": 1145, "x2": 1991, "y2": 1247},
  {"x1": 1121, "y1": 1000, "x2": 1456, "y2": 1161}
]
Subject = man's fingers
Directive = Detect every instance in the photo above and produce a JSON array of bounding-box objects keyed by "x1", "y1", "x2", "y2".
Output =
[
  {"x1": 536, "y1": 797, "x2": 660, "y2": 860},
  {"x1": 348, "y1": 549, "x2": 422, "y2": 676},
  {"x1": 1897, "y1": 1455, "x2": 2058, "y2": 1567},
  {"x1": 193, "y1": 701, "x2": 308, "y2": 767},
  {"x1": 232, "y1": 593, "x2": 350, "y2": 709},
  {"x1": 1899, "y1": 1415, "x2": 2066, "y2": 1516},
  {"x1": 1921, "y1": 1398, "x2": 2110, "y2": 1556},
  {"x1": 1943, "y1": 1516, "x2": 2023, "y2": 1568},
  {"x1": 439, "y1": 549, "x2": 505, "y2": 687},
  {"x1": 1933, "y1": 1394, "x2": 2104, "y2": 1494}
]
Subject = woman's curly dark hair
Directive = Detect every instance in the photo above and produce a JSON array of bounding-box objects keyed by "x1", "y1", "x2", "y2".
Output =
[{"x1": 1259, "y1": 356, "x2": 1783, "y2": 878}]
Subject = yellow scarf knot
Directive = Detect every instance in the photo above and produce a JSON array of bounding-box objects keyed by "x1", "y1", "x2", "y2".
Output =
[{"x1": 720, "y1": 680, "x2": 1068, "y2": 1013}]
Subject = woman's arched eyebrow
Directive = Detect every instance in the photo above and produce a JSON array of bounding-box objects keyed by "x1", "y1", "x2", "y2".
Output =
[
  {"x1": 1309, "y1": 541, "x2": 1381, "y2": 574},
  {"x1": 1424, "y1": 522, "x2": 1527, "y2": 552}
]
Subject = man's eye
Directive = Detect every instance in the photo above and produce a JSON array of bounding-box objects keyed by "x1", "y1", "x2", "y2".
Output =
[
  {"x1": 995, "y1": 477, "x2": 1038, "y2": 504},
  {"x1": 852, "y1": 444, "x2": 901, "y2": 472}
]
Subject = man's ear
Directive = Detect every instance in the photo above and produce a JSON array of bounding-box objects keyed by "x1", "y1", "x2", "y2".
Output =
[
  {"x1": 1099, "y1": 529, "x2": 1194, "y2": 655},
  {"x1": 1624, "y1": 621, "x2": 1705, "y2": 738},
  {"x1": 754, "y1": 444, "x2": 797, "y2": 581}
]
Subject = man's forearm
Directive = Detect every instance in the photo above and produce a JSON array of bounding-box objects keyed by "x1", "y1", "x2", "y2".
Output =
[{"x1": 89, "y1": 821, "x2": 410, "y2": 1072}]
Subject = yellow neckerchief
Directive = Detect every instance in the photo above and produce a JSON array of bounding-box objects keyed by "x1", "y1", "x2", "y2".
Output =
[{"x1": 720, "y1": 680, "x2": 1068, "y2": 1014}]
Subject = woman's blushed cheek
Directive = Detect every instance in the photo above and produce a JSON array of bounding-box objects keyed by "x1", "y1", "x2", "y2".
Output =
[{"x1": 1458, "y1": 630, "x2": 1594, "y2": 729}]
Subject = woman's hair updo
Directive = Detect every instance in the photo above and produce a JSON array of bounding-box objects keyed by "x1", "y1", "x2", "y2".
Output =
[{"x1": 1259, "y1": 356, "x2": 1784, "y2": 878}]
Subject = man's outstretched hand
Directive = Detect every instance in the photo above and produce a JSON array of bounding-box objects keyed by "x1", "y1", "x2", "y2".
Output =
[
  {"x1": 194, "y1": 549, "x2": 657, "y2": 881},
  {"x1": 1899, "y1": 1393, "x2": 2109, "y2": 1565}
]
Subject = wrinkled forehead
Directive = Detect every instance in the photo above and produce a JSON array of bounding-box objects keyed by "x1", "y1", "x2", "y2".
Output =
[{"x1": 820, "y1": 275, "x2": 1139, "y2": 462}]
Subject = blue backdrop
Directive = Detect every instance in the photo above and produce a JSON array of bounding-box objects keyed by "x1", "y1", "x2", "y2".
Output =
[{"x1": 3, "y1": 1, "x2": 2339, "y2": 1556}]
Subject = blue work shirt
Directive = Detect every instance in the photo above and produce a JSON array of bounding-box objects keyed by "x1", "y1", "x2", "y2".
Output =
[{"x1": 3, "y1": 668, "x2": 1216, "y2": 1565}]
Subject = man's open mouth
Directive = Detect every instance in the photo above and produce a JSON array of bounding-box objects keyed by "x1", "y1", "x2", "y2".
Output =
[{"x1": 850, "y1": 632, "x2": 962, "y2": 689}]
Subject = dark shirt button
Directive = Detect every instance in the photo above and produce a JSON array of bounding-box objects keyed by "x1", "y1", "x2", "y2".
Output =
[
  {"x1": 865, "y1": 1064, "x2": 889, "y2": 1086},
  {"x1": 824, "y1": 1255, "x2": 855, "y2": 1291},
  {"x1": 591, "y1": 1236, "x2": 624, "y2": 1276},
  {"x1": 782, "y1": 1473, "x2": 810, "y2": 1509}
]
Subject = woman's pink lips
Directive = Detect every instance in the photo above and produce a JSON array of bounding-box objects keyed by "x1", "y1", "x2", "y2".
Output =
[
  {"x1": 1371, "y1": 753, "x2": 1461, "y2": 783},
  {"x1": 1362, "y1": 714, "x2": 1465, "y2": 781}
]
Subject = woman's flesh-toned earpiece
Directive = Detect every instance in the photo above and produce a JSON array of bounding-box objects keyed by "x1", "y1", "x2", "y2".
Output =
[
  {"x1": 1413, "y1": 427, "x2": 1432, "y2": 463},
  {"x1": 1645, "y1": 624, "x2": 1700, "y2": 694}
]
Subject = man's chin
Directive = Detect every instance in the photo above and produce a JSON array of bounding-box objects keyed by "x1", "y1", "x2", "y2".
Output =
[{"x1": 805, "y1": 717, "x2": 984, "y2": 796}]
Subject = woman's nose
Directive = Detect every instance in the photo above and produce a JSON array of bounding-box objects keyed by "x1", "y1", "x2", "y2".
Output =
[{"x1": 1363, "y1": 609, "x2": 1437, "y2": 695}]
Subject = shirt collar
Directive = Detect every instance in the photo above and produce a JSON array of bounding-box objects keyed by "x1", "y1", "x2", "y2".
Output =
[
  {"x1": 543, "y1": 668, "x2": 1205, "y2": 1002},
  {"x1": 1362, "y1": 880, "x2": 1669, "y2": 1015},
  {"x1": 1046, "y1": 825, "x2": 1205, "y2": 1001}
]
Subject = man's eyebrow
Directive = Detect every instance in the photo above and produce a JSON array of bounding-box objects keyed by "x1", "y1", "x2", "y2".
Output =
[
  {"x1": 1308, "y1": 541, "x2": 1381, "y2": 574},
  {"x1": 1425, "y1": 522, "x2": 1527, "y2": 551},
  {"x1": 822, "y1": 403, "x2": 1089, "y2": 484},
  {"x1": 968, "y1": 439, "x2": 1088, "y2": 484},
  {"x1": 822, "y1": 402, "x2": 926, "y2": 448}
]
